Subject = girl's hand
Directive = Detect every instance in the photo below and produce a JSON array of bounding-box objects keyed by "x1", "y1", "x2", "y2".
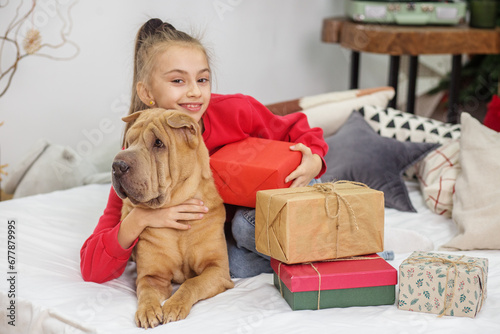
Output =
[
  {"x1": 285, "y1": 143, "x2": 323, "y2": 188},
  {"x1": 117, "y1": 198, "x2": 208, "y2": 249},
  {"x1": 133, "y1": 198, "x2": 208, "y2": 230}
]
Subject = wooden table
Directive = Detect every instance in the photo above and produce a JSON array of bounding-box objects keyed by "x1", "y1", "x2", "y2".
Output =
[{"x1": 322, "y1": 17, "x2": 500, "y2": 123}]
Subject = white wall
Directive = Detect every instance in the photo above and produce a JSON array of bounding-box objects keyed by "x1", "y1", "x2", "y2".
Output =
[{"x1": 0, "y1": 0, "x2": 386, "y2": 172}]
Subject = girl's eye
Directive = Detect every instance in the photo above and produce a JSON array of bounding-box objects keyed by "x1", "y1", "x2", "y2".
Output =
[
  {"x1": 172, "y1": 79, "x2": 183, "y2": 84},
  {"x1": 154, "y1": 139, "x2": 164, "y2": 148},
  {"x1": 199, "y1": 78, "x2": 209, "y2": 83}
]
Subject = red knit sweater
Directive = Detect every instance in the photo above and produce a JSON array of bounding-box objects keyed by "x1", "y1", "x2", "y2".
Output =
[{"x1": 80, "y1": 93, "x2": 328, "y2": 283}]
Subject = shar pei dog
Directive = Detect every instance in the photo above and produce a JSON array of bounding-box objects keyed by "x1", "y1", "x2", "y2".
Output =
[{"x1": 111, "y1": 108, "x2": 234, "y2": 328}]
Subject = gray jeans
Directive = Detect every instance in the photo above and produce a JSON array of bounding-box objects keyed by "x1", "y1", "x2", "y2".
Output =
[{"x1": 227, "y1": 178, "x2": 322, "y2": 278}]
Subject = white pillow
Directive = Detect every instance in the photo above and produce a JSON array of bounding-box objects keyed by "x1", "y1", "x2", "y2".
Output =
[
  {"x1": 85, "y1": 133, "x2": 121, "y2": 174},
  {"x1": 299, "y1": 89, "x2": 359, "y2": 109},
  {"x1": 303, "y1": 88, "x2": 395, "y2": 137},
  {"x1": 10, "y1": 143, "x2": 97, "y2": 198},
  {"x1": 441, "y1": 113, "x2": 500, "y2": 250},
  {"x1": 2, "y1": 139, "x2": 50, "y2": 194}
]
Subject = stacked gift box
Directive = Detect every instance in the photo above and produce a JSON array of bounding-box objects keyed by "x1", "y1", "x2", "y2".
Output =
[
  {"x1": 210, "y1": 138, "x2": 396, "y2": 310},
  {"x1": 254, "y1": 181, "x2": 386, "y2": 264},
  {"x1": 270, "y1": 255, "x2": 397, "y2": 310},
  {"x1": 252, "y1": 171, "x2": 397, "y2": 310},
  {"x1": 210, "y1": 137, "x2": 488, "y2": 315},
  {"x1": 210, "y1": 137, "x2": 302, "y2": 208}
]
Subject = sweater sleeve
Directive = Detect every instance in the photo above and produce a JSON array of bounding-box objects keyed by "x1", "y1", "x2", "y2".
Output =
[
  {"x1": 80, "y1": 186, "x2": 138, "y2": 283},
  {"x1": 244, "y1": 95, "x2": 329, "y2": 177}
]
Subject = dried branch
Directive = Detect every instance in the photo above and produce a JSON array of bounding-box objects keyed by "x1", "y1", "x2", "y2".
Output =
[{"x1": 0, "y1": 0, "x2": 80, "y2": 98}]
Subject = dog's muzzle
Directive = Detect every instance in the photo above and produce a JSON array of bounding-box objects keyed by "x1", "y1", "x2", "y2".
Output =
[
  {"x1": 112, "y1": 160, "x2": 130, "y2": 178},
  {"x1": 112, "y1": 160, "x2": 131, "y2": 199}
]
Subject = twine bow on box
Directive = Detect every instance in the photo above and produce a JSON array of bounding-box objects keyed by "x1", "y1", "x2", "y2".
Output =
[{"x1": 311, "y1": 181, "x2": 367, "y2": 228}]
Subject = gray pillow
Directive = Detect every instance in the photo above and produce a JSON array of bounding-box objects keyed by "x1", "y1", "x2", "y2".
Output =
[{"x1": 323, "y1": 111, "x2": 439, "y2": 212}]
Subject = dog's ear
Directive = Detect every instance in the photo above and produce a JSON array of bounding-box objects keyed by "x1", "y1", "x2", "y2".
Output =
[
  {"x1": 122, "y1": 111, "x2": 144, "y2": 123},
  {"x1": 166, "y1": 112, "x2": 199, "y2": 148}
]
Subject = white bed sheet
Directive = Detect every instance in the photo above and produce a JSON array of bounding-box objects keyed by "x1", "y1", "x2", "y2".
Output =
[{"x1": 1, "y1": 183, "x2": 499, "y2": 334}]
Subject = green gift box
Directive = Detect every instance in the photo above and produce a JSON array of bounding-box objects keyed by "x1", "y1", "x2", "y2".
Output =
[
  {"x1": 271, "y1": 254, "x2": 397, "y2": 311},
  {"x1": 398, "y1": 251, "x2": 488, "y2": 318}
]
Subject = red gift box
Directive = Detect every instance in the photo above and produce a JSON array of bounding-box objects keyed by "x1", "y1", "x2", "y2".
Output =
[
  {"x1": 271, "y1": 255, "x2": 398, "y2": 310},
  {"x1": 209, "y1": 137, "x2": 301, "y2": 207}
]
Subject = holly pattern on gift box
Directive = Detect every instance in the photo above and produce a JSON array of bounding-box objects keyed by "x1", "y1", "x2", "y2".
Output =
[{"x1": 397, "y1": 251, "x2": 488, "y2": 318}]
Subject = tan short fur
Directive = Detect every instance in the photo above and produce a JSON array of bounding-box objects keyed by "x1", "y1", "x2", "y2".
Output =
[{"x1": 112, "y1": 108, "x2": 233, "y2": 328}]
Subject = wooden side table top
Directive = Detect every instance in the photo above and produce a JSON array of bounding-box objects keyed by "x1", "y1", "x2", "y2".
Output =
[{"x1": 322, "y1": 17, "x2": 500, "y2": 55}]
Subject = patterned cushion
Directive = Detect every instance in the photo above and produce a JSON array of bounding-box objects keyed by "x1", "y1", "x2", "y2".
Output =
[
  {"x1": 358, "y1": 105, "x2": 461, "y2": 144},
  {"x1": 417, "y1": 139, "x2": 461, "y2": 217}
]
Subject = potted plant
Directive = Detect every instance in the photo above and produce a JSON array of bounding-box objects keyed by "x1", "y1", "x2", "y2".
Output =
[
  {"x1": 428, "y1": 1, "x2": 500, "y2": 119},
  {"x1": 469, "y1": 0, "x2": 498, "y2": 28}
]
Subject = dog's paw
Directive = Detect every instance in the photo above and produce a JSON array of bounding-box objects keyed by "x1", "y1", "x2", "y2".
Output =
[
  {"x1": 135, "y1": 303, "x2": 163, "y2": 329},
  {"x1": 162, "y1": 299, "x2": 191, "y2": 324}
]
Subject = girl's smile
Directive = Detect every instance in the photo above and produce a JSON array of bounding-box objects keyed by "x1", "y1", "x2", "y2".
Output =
[{"x1": 179, "y1": 102, "x2": 203, "y2": 112}]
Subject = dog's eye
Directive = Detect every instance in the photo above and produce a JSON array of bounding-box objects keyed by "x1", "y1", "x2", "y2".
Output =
[{"x1": 154, "y1": 139, "x2": 164, "y2": 148}]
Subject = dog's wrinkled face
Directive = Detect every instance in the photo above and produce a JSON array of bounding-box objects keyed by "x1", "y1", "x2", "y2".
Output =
[{"x1": 112, "y1": 108, "x2": 200, "y2": 208}]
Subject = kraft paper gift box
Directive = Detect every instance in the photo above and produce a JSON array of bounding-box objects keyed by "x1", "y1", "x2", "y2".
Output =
[
  {"x1": 271, "y1": 254, "x2": 397, "y2": 311},
  {"x1": 209, "y1": 137, "x2": 301, "y2": 208},
  {"x1": 398, "y1": 251, "x2": 488, "y2": 318},
  {"x1": 255, "y1": 181, "x2": 385, "y2": 264}
]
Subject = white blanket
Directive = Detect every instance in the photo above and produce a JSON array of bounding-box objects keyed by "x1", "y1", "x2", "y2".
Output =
[{"x1": 1, "y1": 183, "x2": 499, "y2": 334}]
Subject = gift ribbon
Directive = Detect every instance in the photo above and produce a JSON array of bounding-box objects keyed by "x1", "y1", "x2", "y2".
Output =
[
  {"x1": 406, "y1": 255, "x2": 487, "y2": 317},
  {"x1": 265, "y1": 181, "x2": 366, "y2": 261},
  {"x1": 312, "y1": 181, "x2": 363, "y2": 229},
  {"x1": 277, "y1": 256, "x2": 380, "y2": 310}
]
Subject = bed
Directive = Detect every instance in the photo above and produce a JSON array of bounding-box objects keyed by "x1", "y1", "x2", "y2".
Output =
[
  {"x1": 1, "y1": 182, "x2": 499, "y2": 334},
  {"x1": 1, "y1": 88, "x2": 500, "y2": 333}
]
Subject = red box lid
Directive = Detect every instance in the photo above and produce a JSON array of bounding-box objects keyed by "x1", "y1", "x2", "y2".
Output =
[
  {"x1": 271, "y1": 254, "x2": 397, "y2": 292},
  {"x1": 210, "y1": 137, "x2": 301, "y2": 207}
]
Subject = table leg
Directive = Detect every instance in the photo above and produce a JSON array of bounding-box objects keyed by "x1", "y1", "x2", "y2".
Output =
[
  {"x1": 388, "y1": 55, "x2": 400, "y2": 109},
  {"x1": 407, "y1": 55, "x2": 419, "y2": 114},
  {"x1": 350, "y1": 51, "x2": 360, "y2": 89},
  {"x1": 447, "y1": 54, "x2": 462, "y2": 124}
]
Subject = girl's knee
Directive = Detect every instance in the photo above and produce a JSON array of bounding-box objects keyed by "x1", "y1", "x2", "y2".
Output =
[{"x1": 231, "y1": 208, "x2": 255, "y2": 238}]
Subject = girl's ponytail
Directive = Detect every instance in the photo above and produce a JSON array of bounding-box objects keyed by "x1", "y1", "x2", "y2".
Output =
[
  {"x1": 135, "y1": 19, "x2": 163, "y2": 53},
  {"x1": 135, "y1": 19, "x2": 177, "y2": 54}
]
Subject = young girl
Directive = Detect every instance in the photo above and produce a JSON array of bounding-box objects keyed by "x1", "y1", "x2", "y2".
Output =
[{"x1": 80, "y1": 18, "x2": 328, "y2": 282}]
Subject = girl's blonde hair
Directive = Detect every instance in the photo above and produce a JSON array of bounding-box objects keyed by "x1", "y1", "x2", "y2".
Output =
[{"x1": 123, "y1": 18, "x2": 210, "y2": 146}]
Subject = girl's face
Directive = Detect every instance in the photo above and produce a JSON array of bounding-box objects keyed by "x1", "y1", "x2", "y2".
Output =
[{"x1": 143, "y1": 44, "x2": 211, "y2": 123}]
